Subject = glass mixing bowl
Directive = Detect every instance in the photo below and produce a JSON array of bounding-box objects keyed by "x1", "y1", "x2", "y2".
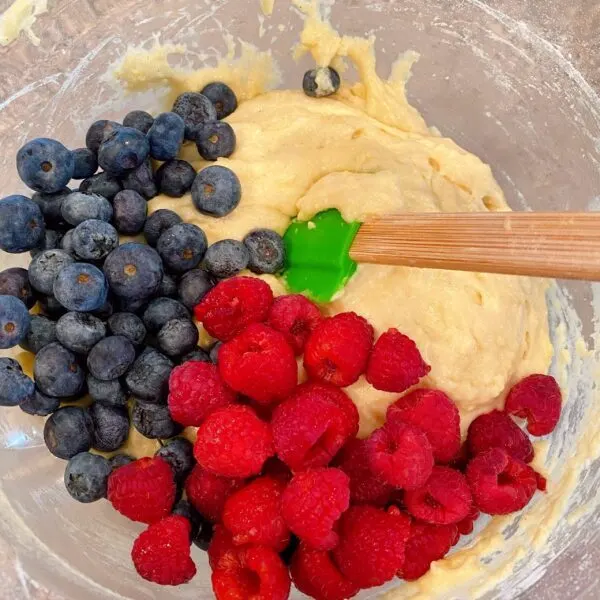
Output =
[{"x1": 1, "y1": 0, "x2": 600, "y2": 598}]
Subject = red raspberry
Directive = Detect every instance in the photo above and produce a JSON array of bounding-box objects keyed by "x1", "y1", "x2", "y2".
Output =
[
  {"x1": 266, "y1": 294, "x2": 324, "y2": 355},
  {"x1": 333, "y1": 438, "x2": 393, "y2": 506},
  {"x1": 194, "y1": 276, "x2": 274, "y2": 341},
  {"x1": 107, "y1": 457, "x2": 175, "y2": 524},
  {"x1": 185, "y1": 464, "x2": 245, "y2": 522},
  {"x1": 332, "y1": 505, "x2": 411, "y2": 588},
  {"x1": 272, "y1": 382, "x2": 359, "y2": 471},
  {"x1": 466, "y1": 447, "x2": 539, "y2": 515},
  {"x1": 366, "y1": 328, "x2": 431, "y2": 393},
  {"x1": 398, "y1": 521, "x2": 457, "y2": 581},
  {"x1": 366, "y1": 421, "x2": 434, "y2": 490},
  {"x1": 223, "y1": 477, "x2": 290, "y2": 551},
  {"x1": 218, "y1": 323, "x2": 297, "y2": 405},
  {"x1": 168, "y1": 361, "x2": 237, "y2": 427},
  {"x1": 208, "y1": 525, "x2": 237, "y2": 570},
  {"x1": 387, "y1": 389, "x2": 461, "y2": 464},
  {"x1": 467, "y1": 410, "x2": 534, "y2": 463},
  {"x1": 456, "y1": 506, "x2": 481, "y2": 536},
  {"x1": 281, "y1": 468, "x2": 350, "y2": 551},
  {"x1": 195, "y1": 405, "x2": 274, "y2": 478},
  {"x1": 404, "y1": 466, "x2": 472, "y2": 525},
  {"x1": 132, "y1": 515, "x2": 196, "y2": 585},
  {"x1": 304, "y1": 312, "x2": 374, "y2": 387},
  {"x1": 291, "y1": 543, "x2": 360, "y2": 600},
  {"x1": 505, "y1": 374, "x2": 562, "y2": 436}
]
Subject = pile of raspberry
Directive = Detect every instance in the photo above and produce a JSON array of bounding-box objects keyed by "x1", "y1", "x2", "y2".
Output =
[{"x1": 109, "y1": 276, "x2": 562, "y2": 599}]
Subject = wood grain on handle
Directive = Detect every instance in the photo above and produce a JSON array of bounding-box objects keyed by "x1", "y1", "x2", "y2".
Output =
[{"x1": 350, "y1": 212, "x2": 600, "y2": 281}]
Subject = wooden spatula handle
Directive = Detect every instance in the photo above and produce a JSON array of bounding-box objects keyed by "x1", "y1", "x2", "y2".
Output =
[{"x1": 350, "y1": 212, "x2": 600, "y2": 280}]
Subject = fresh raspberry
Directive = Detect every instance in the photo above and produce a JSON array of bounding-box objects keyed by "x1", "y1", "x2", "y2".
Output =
[
  {"x1": 456, "y1": 506, "x2": 481, "y2": 536},
  {"x1": 366, "y1": 328, "x2": 431, "y2": 393},
  {"x1": 194, "y1": 276, "x2": 274, "y2": 341},
  {"x1": 291, "y1": 543, "x2": 360, "y2": 600},
  {"x1": 185, "y1": 464, "x2": 245, "y2": 522},
  {"x1": 467, "y1": 410, "x2": 534, "y2": 463},
  {"x1": 218, "y1": 323, "x2": 297, "y2": 405},
  {"x1": 223, "y1": 477, "x2": 290, "y2": 551},
  {"x1": 333, "y1": 438, "x2": 393, "y2": 506},
  {"x1": 261, "y1": 457, "x2": 293, "y2": 483},
  {"x1": 304, "y1": 312, "x2": 374, "y2": 387},
  {"x1": 332, "y1": 505, "x2": 411, "y2": 588},
  {"x1": 404, "y1": 466, "x2": 472, "y2": 525},
  {"x1": 505, "y1": 374, "x2": 562, "y2": 436},
  {"x1": 107, "y1": 457, "x2": 175, "y2": 524},
  {"x1": 466, "y1": 447, "x2": 539, "y2": 515},
  {"x1": 365, "y1": 421, "x2": 434, "y2": 490},
  {"x1": 266, "y1": 294, "x2": 324, "y2": 355},
  {"x1": 272, "y1": 382, "x2": 359, "y2": 471},
  {"x1": 387, "y1": 389, "x2": 461, "y2": 464},
  {"x1": 208, "y1": 525, "x2": 237, "y2": 570},
  {"x1": 168, "y1": 361, "x2": 237, "y2": 426},
  {"x1": 132, "y1": 515, "x2": 196, "y2": 585},
  {"x1": 281, "y1": 468, "x2": 350, "y2": 551},
  {"x1": 398, "y1": 521, "x2": 457, "y2": 581},
  {"x1": 195, "y1": 405, "x2": 274, "y2": 478}
]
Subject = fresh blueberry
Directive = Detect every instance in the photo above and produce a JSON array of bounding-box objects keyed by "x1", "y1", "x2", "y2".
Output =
[
  {"x1": 157, "y1": 223, "x2": 207, "y2": 273},
  {"x1": 143, "y1": 209, "x2": 182, "y2": 247},
  {"x1": 20, "y1": 388, "x2": 61, "y2": 416},
  {"x1": 155, "y1": 159, "x2": 196, "y2": 197},
  {"x1": 209, "y1": 341, "x2": 222, "y2": 364},
  {"x1": 243, "y1": 228, "x2": 286, "y2": 274},
  {"x1": 87, "y1": 335, "x2": 136, "y2": 381},
  {"x1": 44, "y1": 406, "x2": 93, "y2": 459},
  {"x1": 180, "y1": 347, "x2": 210, "y2": 364},
  {"x1": 98, "y1": 127, "x2": 150, "y2": 177},
  {"x1": 60, "y1": 229, "x2": 76, "y2": 256},
  {"x1": 123, "y1": 110, "x2": 154, "y2": 134},
  {"x1": 17, "y1": 138, "x2": 75, "y2": 193},
  {"x1": 142, "y1": 297, "x2": 189, "y2": 333},
  {"x1": 103, "y1": 243, "x2": 163, "y2": 299},
  {"x1": 61, "y1": 192, "x2": 113, "y2": 226},
  {"x1": 90, "y1": 402, "x2": 129, "y2": 452},
  {"x1": 107, "y1": 312, "x2": 146, "y2": 347},
  {"x1": 0, "y1": 295, "x2": 31, "y2": 349},
  {"x1": 19, "y1": 315, "x2": 56, "y2": 354},
  {"x1": 112, "y1": 190, "x2": 147, "y2": 235},
  {"x1": 72, "y1": 219, "x2": 119, "y2": 261},
  {"x1": 86, "y1": 120, "x2": 121, "y2": 154},
  {"x1": 38, "y1": 295, "x2": 68, "y2": 319},
  {"x1": 156, "y1": 437, "x2": 194, "y2": 482},
  {"x1": 0, "y1": 358, "x2": 34, "y2": 407},
  {"x1": 0, "y1": 195, "x2": 45, "y2": 253},
  {"x1": 172, "y1": 92, "x2": 217, "y2": 140},
  {"x1": 203, "y1": 239, "x2": 249, "y2": 278},
  {"x1": 72, "y1": 148, "x2": 98, "y2": 179},
  {"x1": 193, "y1": 518, "x2": 214, "y2": 551},
  {"x1": 172, "y1": 499, "x2": 204, "y2": 540},
  {"x1": 32, "y1": 187, "x2": 70, "y2": 229},
  {"x1": 91, "y1": 298, "x2": 114, "y2": 321},
  {"x1": 121, "y1": 160, "x2": 157, "y2": 200},
  {"x1": 191, "y1": 165, "x2": 241, "y2": 217},
  {"x1": 30, "y1": 229, "x2": 63, "y2": 258},
  {"x1": 114, "y1": 295, "x2": 149, "y2": 315},
  {"x1": 87, "y1": 375, "x2": 126, "y2": 407},
  {"x1": 131, "y1": 398, "x2": 182, "y2": 439},
  {"x1": 125, "y1": 347, "x2": 173, "y2": 403},
  {"x1": 147, "y1": 112, "x2": 185, "y2": 161},
  {"x1": 34, "y1": 342, "x2": 85, "y2": 397},
  {"x1": 177, "y1": 269, "x2": 214, "y2": 310},
  {"x1": 64, "y1": 452, "x2": 111, "y2": 503},
  {"x1": 109, "y1": 453, "x2": 134, "y2": 470},
  {"x1": 53, "y1": 263, "x2": 108, "y2": 312},
  {"x1": 28, "y1": 249, "x2": 75, "y2": 295},
  {"x1": 56, "y1": 312, "x2": 106, "y2": 354},
  {"x1": 79, "y1": 171, "x2": 122, "y2": 201},
  {"x1": 0, "y1": 267, "x2": 36, "y2": 309},
  {"x1": 302, "y1": 66, "x2": 341, "y2": 98},
  {"x1": 158, "y1": 274, "x2": 177, "y2": 298},
  {"x1": 157, "y1": 318, "x2": 199, "y2": 358},
  {"x1": 201, "y1": 82, "x2": 238, "y2": 120},
  {"x1": 196, "y1": 121, "x2": 236, "y2": 161}
]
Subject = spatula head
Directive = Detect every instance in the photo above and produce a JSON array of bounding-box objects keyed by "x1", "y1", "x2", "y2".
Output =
[{"x1": 282, "y1": 209, "x2": 361, "y2": 302}]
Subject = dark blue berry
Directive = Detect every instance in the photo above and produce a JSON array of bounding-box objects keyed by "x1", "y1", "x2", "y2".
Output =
[
  {"x1": 114, "y1": 295, "x2": 149, "y2": 315},
  {"x1": 125, "y1": 347, "x2": 173, "y2": 403},
  {"x1": 90, "y1": 402, "x2": 129, "y2": 452},
  {"x1": 107, "y1": 312, "x2": 146, "y2": 347},
  {"x1": 32, "y1": 187, "x2": 70, "y2": 229},
  {"x1": 60, "y1": 229, "x2": 76, "y2": 256},
  {"x1": 98, "y1": 127, "x2": 150, "y2": 176},
  {"x1": 157, "y1": 318, "x2": 199, "y2": 357},
  {"x1": 28, "y1": 249, "x2": 74, "y2": 295},
  {"x1": 30, "y1": 229, "x2": 63, "y2": 258},
  {"x1": 143, "y1": 209, "x2": 182, "y2": 247},
  {"x1": 64, "y1": 452, "x2": 111, "y2": 502},
  {"x1": 112, "y1": 190, "x2": 147, "y2": 235},
  {"x1": 196, "y1": 121, "x2": 236, "y2": 161},
  {"x1": 0, "y1": 267, "x2": 36, "y2": 309},
  {"x1": 159, "y1": 274, "x2": 177, "y2": 298},
  {"x1": 53, "y1": 263, "x2": 108, "y2": 312},
  {"x1": 44, "y1": 406, "x2": 93, "y2": 459},
  {"x1": 79, "y1": 171, "x2": 122, "y2": 201},
  {"x1": 87, "y1": 335, "x2": 136, "y2": 381},
  {"x1": 0, "y1": 195, "x2": 45, "y2": 253},
  {"x1": 172, "y1": 92, "x2": 217, "y2": 140},
  {"x1": 191, "y1": 165, "x2": 241, "y2": 217},
  {"x1": 177, "y1": 269, "x2": 214, "y2": 310},
  {"x1": 109, "y1": 453, "x2": 134, "y2": 470},
  {"x1": 17, "y1": 138, "x2": 75, "y2": 193},
  {"x1": 56, "y1": 312, "x2": 106, "y2": 354},
  {"x1": 123, "y1": 110, "x2": 154, "y2": 134},
  {"x1": 156, "y1": 438, "x2": 194, "y2": 482},
  {"x1": 0, "y1": 358, "x2": 34, "y2": 406},
  {"x1": 147, "y1": 112, "x2": 185, "y2": 161},
  {"x1": 19, "y1": 315, "x2": 56, "y2": 353},
  {"x1": 38, "y1": 295, "x2": 67, "y2": 319},
  {"x1": 302, "y1": 66, "x2": 341, "y2": 98},
  {"x1": 142, "y1": 297, "x2": 189, "y2": 333},
  {"x1": 203, "y1": 239, "x2": 249, "y2": 278},
  {"x1": 155, "y1": 159, "x2": 196, "y2": 197},
  {"x1": 87, "y1": 375, "x2": 126, "y2": 407},
  {"x1": 91, "y1": 298, "x2": 114, "y2": 320},
  {"x1": 157, "y1": 223, "x2": 207, "y2": 273},
  {"x1": 34, "y1": 342, "x2": 85, "y2": 397},
  {"x1": 121, "y1": 160, "x2": 157, "y2": 200},
  {"x1": 201, "y1": 82, "x2": 238, "y2": 120},
  {"x1": 61, "y1": 192, "x2": 113, "y2": 226},
  {"x1": 72, "y1": 219, "x2": 119, "y2": 260},
  {"x1": 86, "y1": 120, "x2": 121, "y2": 154},
  {"x1": 131, "y1": 398, "x2": 182, "y2": 439},
  {"x1": 172, "y1": 499, "x2": 202, "y2": 540},
  {"x1": 103, "y1": 243, "x2": 163, "y2": 299},
  {"x1": 210, "y1": 341, "x2": 222, "y2": 364},
  {"x1": 181, "y1": 347, "x2": 211, "y2": 364},
  {"x1": 20, "y1": 388, "x2": 61, "y2": 416},
  {"x1": 0, "y1": 295, "x2": 31, "y2": 349},
  {"x1": 243, "y1": 228, "x2": 286, "y2": 274},
  {"x1": 72, "y1": 148, "x2": 98, "y2": 179}
]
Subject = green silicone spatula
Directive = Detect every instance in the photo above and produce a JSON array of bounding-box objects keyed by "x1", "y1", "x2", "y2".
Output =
[{"x1": 282, "y1": 210, "x2": 600, "y2": 302}]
